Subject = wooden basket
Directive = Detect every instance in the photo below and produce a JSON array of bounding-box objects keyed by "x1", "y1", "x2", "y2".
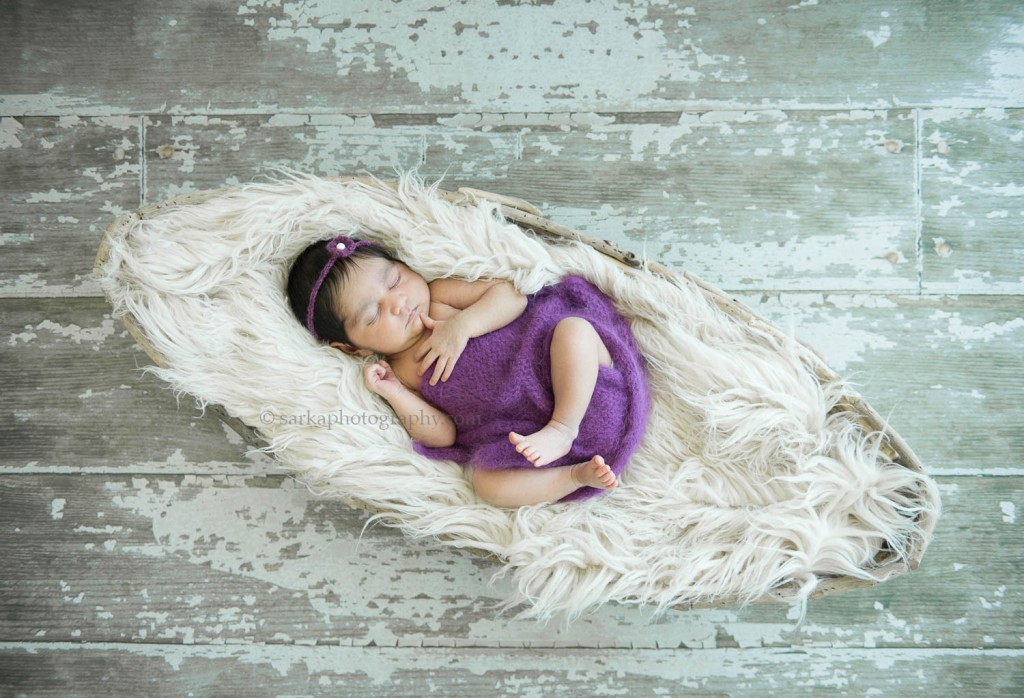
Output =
[{"x1": 94, "y1": 176, "x2": 939, "y2": 609}]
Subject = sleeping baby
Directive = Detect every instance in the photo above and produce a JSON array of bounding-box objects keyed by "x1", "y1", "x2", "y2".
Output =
[{"x1": 287, "y1": 235, "x2": 650, "y2": 507}]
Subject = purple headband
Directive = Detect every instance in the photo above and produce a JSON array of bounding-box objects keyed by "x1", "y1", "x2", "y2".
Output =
[{"x1": 306, "y1": 235, "x2": 375, "y2": 341}]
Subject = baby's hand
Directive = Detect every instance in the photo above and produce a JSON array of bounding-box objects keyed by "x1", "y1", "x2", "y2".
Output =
[
  {"x1": 416, "y1": 314, "x2": 468, "y2": 385},
  {"x1": 364, "y1": 359, "x2": 404, "y2": 399}
]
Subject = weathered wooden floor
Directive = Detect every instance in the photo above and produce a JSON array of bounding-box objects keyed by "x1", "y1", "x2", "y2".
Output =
[{"x1": 2, "y1": 1, "x2": 1022, "y2": 695}]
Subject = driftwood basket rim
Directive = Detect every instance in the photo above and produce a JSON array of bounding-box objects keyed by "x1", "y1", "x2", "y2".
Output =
[{"x1": 93, "y1": 176, "x2": 937, "y2": 611}]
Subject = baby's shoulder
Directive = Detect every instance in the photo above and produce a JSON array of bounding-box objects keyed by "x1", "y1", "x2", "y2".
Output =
[
  {"x1": 389, "y1": 353, "x2": 423, "y2": 393},
  {"x1": 428, "y1": 277, "x2": 503, "y2": 310}
]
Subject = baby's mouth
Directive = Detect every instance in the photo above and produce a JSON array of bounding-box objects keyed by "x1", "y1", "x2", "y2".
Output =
[{"x1": 406, "y1": 305, "x2": 418, "y2": 327}]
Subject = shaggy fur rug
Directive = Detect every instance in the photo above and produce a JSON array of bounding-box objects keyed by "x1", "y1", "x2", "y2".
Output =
[{"x1": 98, "y1": 170, "x2": 938, "y2": 623}]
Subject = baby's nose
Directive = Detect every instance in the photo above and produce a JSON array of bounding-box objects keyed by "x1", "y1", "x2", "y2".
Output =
[{"x1": 387, "y1": 293, "x2": 406, "y2": 315}]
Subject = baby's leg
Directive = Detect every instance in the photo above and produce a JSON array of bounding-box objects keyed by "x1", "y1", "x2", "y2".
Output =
[
  {"x1": 509, "y1": 317, "x2": 613, "y2": 467},
  {"x1": 471, "y1": 456, "x2": 617, "y2": 508}
]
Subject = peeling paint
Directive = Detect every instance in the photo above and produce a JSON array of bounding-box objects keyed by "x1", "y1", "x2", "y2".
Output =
[
  {"x1": 932, "y1": 237, "x2": 953, "y2": 257},
  {"x1": 864, "y1": 25, "x2": 891, "y2": 49},
  {"x1": 73, "y1": 524, "x2": 126, "y2": 535},
  {"x1": 1000, "y1": 501, "x2": 1017, "y2": 523},
  {"x1": 50, "y1": 499, "x2": 66, "y2": 520},
  {"x1": 34, "y1": 318, "x2": 117, "y2": 345},
  {"x1": 4, "y1": 643, "x2": 1021, "y2": 689},
  {"x1": 26, "y1": 189, "x2": 75, "y2": 204},
  {"x1": 247, "y1": 0, "x2": 743, "y2": 110},
  {"x1": 735, "y1": 293, "x2": 900, "y2": 371},
  {"x1": 934, "y1": 196, "x2": 964, "y2": 217},
  {"x1": 7, "y1": 329, "x2": 38, "y2": 346},
  {"x1": 927, "y1": 311, "x2": 1024, "y2": 349},
  {"x1": 106, "y1": 478, "x2": 424, "y2": 622},
  {"x1": 986, "y1": 24, "x2": 1024, "y2": 101},
  {"x1": 0, "y1": 117, "x2": 24, "y2": 149}
]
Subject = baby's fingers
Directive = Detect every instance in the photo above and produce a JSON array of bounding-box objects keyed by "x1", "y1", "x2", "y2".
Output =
[
  {"x1": 418, "y1": 349, "x2": 438, "y2": 376},
  {"x1": 429, "y1": 357, "x2": 448, "y2": 386},
  {"x1": 440, "y1": 355, "x2": 458, "y2": 382}
]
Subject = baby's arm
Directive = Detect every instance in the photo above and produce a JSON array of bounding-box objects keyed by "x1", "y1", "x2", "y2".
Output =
[
  {"x1": 417, "y1": 279, "x2": 528, "y2": 384},
  {"x1": 365, "y1": 360, "x2": 456, "y2": 447},
  {"x1": 383, "y1": 385, "x2": 456, "y2": 447},
  {"x1": 430, "y1": 278, "x2": 528, "y2": 337}
]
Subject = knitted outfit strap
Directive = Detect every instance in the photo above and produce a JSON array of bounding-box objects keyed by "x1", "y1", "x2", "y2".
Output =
[{"x1": 306, "y1": 235, "x2": 374, "y2": 341}]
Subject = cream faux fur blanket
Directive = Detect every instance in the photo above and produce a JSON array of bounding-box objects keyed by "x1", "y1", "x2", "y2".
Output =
[{"x1": 98, "y1": 170, "x2": 938, "y2": 623}]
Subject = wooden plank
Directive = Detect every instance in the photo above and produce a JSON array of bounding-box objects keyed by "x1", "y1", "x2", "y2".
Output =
[
  {"x1": 1, "y1": 111, "x2": 1005, "y2": 298},
  {"x1": 0, "y1": 297, "x2": 259, "y2": 473},
  {"x1": 504, "y1": 110, "x2": 918, "y2": 292},
  {"x1": 0, "y1": 116, "x2": 140, "y2": 297},
  {"x1": 142, "y1": 111, "x2": 918, "y2": 292},
  {"x1": 737, "y1": 293, "x2": 1024, "y2": 476},
  {"x1": 0, "y1": 474, "x2": 1018, "y2": 649},
  {"x1": 1, "y1": 644, "x2": 1021, "y2": 696},
  {"x1": 5, "y1": 294, "x2": 1018, "y2": 476},
  {"x1": 143, "y1": 114, "x2": 431, "y2": 204},
  {"x1": 921, "y1": 109, "x2": 1024, "y2": 294},
  {"x1": 2, "y1": 2, "x2": 1023, "y2": 115}
]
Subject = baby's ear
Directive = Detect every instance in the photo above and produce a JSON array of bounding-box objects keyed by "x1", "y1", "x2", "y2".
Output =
[{"x1": 329, "y1": 341, "x2": 371, "y2": 357}]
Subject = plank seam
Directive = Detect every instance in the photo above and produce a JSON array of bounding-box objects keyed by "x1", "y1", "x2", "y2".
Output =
[
  {"x1": 139, "y1": 115, "x2": 147, "y2": 207},
  {"x1": 3, "y1": 469, "x2": 1021, "y2": 477},
  {"x1": 914, "y1": 107, "x2": 923, "y2": 295},
  {"x1": 2, "y1": 104, "x2": 1020, "y2": 118},
  {"x1": 1, "y1": 641, "x2": 1023, "y2": 654},
  {"x1": 4, "y1": 288, "x2": 1022, "y2": 302}
]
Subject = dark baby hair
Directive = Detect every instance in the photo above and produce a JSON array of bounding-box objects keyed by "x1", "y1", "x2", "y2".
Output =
[{"x1": 287, "y1": 238, "x2": 399, "y2": 346}]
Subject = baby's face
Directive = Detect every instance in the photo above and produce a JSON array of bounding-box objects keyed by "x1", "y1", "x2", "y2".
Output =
[{"x1": 332, "y1": 256, "x2": 431, "y2": 356}]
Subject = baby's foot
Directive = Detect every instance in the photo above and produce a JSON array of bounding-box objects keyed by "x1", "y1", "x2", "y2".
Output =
[
  {"x1": 509, "y1": 420, "x2": 578, "y2": 467},
  {"x1": 570, "y1": 455, "x2": 617, "y2": 491}
]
